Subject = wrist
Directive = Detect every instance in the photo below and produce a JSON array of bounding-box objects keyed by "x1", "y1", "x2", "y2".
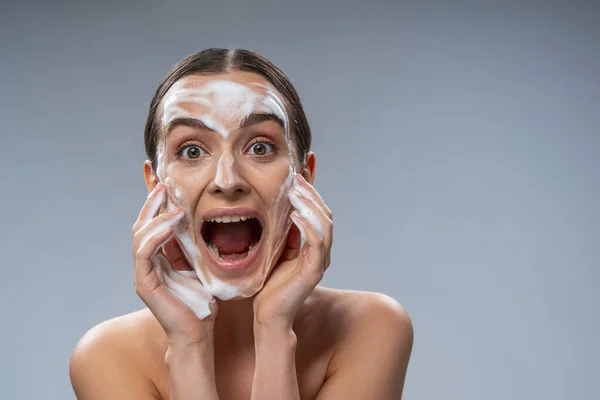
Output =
[
  {"x1": 165, "y1": 339, "x2": 214, "y2": 369},
  {"x1": 164, "y1": 342, "x2": 219, "y2": 400},
  {"x1": 253, "y1": 312, "x2": 294, "y2": 332},
  {"x1": 254, "y1": 322, "x2": 297, "y2": 349},
  {"x1": 252, "y1": 322, "x2": 300, "y2": 399}
]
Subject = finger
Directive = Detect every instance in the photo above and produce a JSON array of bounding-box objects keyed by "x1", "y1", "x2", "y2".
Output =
[
  {"x1": 155, "y1": 254, "x2": 212, "y2": 300},
  {"x1": 288, "y1": 188, "x2": 333, "y2": 251},
  {"x1": 137, "y1": 254, "x2": 213, "y2": 328},
  {"x1": 290, "y1": 210, "x2": 326, "y2": 281},
  {"x1": 156, "y1": 253, "x2": 218, "y2": 323},
  {"x1": 135, "y1": 208, "x2": 185, "y2": 259},
  {"x1": 133, "y1": 224, "x2": 174, "y2": 295},
  {"x1": 293, "y1": 174, "x2": 332, "y2": 219},
  {"x1": 133, "y1": 183, "x2": 166, "y2": 234},
  {"x1": 163, "y1": 237, "x2": 194, "y2": 271},
  {"x1": 279, "y1": 220, "x2": 302, "y2": 262}
]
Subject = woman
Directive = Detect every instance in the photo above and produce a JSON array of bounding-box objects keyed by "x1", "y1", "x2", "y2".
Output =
[{"x1": 69, "y1": 48, "x2": 413, "y2": 400}]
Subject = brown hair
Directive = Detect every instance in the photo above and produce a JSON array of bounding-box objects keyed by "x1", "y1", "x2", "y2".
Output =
[{"x1": 144, "y1": 48, "x2": 311, "y2": 171}]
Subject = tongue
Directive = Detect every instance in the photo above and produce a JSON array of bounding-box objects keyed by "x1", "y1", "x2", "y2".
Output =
[{"x1": 210, "y1": 222, "x2": 253, "y2": 254}]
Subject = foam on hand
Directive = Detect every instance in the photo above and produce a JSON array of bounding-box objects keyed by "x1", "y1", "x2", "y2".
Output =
[{"x1": 288, "y1": 183, "x2": 324, "y2": 237}]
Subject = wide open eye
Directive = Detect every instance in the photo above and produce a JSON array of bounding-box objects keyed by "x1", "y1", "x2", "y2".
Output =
[
  {"x1": 248, "y1": 142, "x2": 274, "y2": 156},
  {"x1": 181, "y1": 145, "x2": 206, "y2": 159}
]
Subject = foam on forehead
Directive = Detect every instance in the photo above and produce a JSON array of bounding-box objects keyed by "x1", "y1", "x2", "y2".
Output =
[
  {"x1": 155, "y1": 78, "x2": 297, "y2": 183},
  {"x1": 161, "y1": 80, "x2": 290, "y2": 143}
]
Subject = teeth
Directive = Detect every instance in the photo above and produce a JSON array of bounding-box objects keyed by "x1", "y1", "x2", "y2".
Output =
[
  {"x1": 249, "y1": 240, "x2": 258, "y2": 252},
  {"x1": 208, "y1": 242, "x2": 222, "y2": 260},
  {"x1": 205, "y1": 215, "x2": 255, "y2": 223},
  {"x1": 207, "y1": 235, "x2": 259, "y2": 262}
]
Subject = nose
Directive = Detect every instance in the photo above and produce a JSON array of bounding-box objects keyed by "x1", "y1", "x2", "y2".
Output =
[{"x1": 206, "y1": 153, "x2": 251, "y2": 198}]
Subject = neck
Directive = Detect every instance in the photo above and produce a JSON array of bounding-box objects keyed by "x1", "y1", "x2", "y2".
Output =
[{"x1": 214, "y1": 296, "x2": 256, "y2": 349}]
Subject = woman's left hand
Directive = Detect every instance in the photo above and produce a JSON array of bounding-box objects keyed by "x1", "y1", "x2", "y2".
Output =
[{"x1": 253, "y1": 173, "x2": 333, "y2": 329}]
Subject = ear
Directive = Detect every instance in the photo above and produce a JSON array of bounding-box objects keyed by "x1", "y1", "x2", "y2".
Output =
[
  {"x1": 300, "y1": 151, "x2": 316, "y2": 185},
  {"x1": 143, "y1": 160, "x2": 159, "y2": 194}
]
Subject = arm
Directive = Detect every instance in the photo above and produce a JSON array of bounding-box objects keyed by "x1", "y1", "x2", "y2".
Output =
[
  {"x1": 251, "y1": 172, "x2": 333, "y2": 399},
  {"x1": 69, "y1": 322, "x2": 220, "y2": 400},
  {"x1": 250, "y1": 294, "x2": 413, "y2": 400},
  {"x1": 316, "y1": 295, "x2": 414, "y2": 400},
  {"x1": 251, "y1": 324, "x2": 300, "y2": 399},
  {"x1": 165, "y1": 340, "x2": 220, "y2": 400}
]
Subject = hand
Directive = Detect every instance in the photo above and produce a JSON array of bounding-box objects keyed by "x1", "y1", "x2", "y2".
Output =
[
  {"x1": 132, "y1": 182, "x2": 217, "y2": 348},
  {"x1": 253, "y1": 174, "x2": 333, "y2": 329}
]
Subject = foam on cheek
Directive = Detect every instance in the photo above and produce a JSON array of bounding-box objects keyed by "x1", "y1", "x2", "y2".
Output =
[
  {"x1": 269, "y1": 165, "x2": 296, "y2": 247},
  {"x1": 157, "y1": 148, "x2": 247, "y2": 305},
  {"x1": 174, "y1": 187, "x2": 183, "y2": 202},
  {"x1": 155, "y1": 143, "x2": 166, "y2": 182}
]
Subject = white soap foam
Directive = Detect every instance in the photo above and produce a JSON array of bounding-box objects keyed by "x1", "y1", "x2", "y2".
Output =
[
  {"x1": 149, "y1": 78, "x2": 299, "y2": 319},
  {"x1": 152, "y1": 253, "x2": 213, "y2": 319},
  {"x1": 288, "y1": 189, "x2": 324, "y2": 237},
  {"x1": 139, "y1": 210, "x2": 184, "y2": 252},
  {"x1": 290, "y1": 212, "x2": 307, "y2": 243},
  {"x1": 214, "y1": 153, "x2": 235, "y2": 189}
]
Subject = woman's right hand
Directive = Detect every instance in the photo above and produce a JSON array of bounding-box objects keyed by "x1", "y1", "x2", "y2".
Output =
[{"x1": 132, "y1": 182, "x2": 217, "y2": 348}]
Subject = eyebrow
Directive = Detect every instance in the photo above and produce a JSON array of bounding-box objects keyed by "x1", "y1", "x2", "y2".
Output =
[
  {"x1": 165, "y1": 117, "x2": 211, "y2": 137},
  {"x1": 239, "y1": 113, "x2": 284, "y2": 129},
  {"x1": 165, "y1": 113, "x2": 285, "y2": 138}
]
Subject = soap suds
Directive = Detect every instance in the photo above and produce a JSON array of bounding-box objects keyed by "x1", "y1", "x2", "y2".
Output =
[{"x1": 148, "y1": 78, "x2": 299, "y2": 319}]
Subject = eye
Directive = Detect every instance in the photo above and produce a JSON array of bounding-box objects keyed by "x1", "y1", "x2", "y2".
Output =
[
  {"x1": 248, "y1": 142, "x2": 274, "y2": 156},
  {"x1": 180, "y1": 145, "x2": 206, "y2": 159}
]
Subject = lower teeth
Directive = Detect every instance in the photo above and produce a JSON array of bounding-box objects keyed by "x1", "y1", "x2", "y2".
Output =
[{"x1": 208, "y1": 241, "x2": 258, "y2": 261}]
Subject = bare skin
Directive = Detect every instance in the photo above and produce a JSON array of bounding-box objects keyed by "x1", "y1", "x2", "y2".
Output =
[
  {"x1": 70, "y1": 287, "x2": 413, "y2": 399},
  {"x1": 69, "y1": 70, "x2": 413, "y2": 399}
]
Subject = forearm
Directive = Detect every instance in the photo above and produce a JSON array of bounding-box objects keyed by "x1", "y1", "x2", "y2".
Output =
[
  {"x1": 165, "y1": 342, "x2": 219, "y2": 400},
  {"x1": 251, "y1": 324, "x2": 300, "y2": 400}
]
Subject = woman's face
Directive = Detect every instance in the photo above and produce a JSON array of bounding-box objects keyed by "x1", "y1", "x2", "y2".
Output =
[{"x1": 152, "y1": 71, "x2": 297, "y2": 300}]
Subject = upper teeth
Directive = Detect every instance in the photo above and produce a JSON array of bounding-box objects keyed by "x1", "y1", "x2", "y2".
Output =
[{"x1": 205, "y1": 215, "x2": 255, "y2": 223}]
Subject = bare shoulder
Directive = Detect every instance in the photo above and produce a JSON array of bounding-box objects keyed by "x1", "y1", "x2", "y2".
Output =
[
  {"x1": 69, "y1": 308, "x2": 165, "y2": 399},
  {"x1": 300, "y1": 287, "x2": 414, "y2": 368},
  {"x1": 302, "y1": 286, "x2": 413, "y2": 338},
  {"x1": 299, "y1": 288, "x2": 414, "y2": 398}
]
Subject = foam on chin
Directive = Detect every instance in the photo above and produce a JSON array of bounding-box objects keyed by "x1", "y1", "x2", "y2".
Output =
[{"x1": 150, "y1": 79, "x2": 297, "y2": 320}]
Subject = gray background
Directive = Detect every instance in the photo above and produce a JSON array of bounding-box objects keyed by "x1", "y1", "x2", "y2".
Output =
[{"x1": 1, "y1": 0, "x2": 598, "y2": 398}]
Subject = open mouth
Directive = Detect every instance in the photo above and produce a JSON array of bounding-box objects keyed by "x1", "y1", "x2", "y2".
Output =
[{"x1": 201, "y1": 214, "x2": 263, "y2": 267}]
